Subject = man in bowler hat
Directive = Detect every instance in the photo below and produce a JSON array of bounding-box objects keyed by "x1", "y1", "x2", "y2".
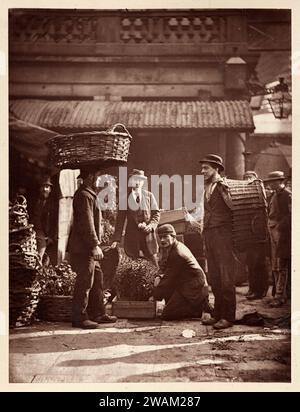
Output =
[
  {"x1": 200, "y1": 154, "x2": 236, "y2": 329},
  {"x1": 152, "y1": 224, "x2": 209, "y2": 320},
  {"x1": 68, "y1": 167, "x2": 117, "y2": 329},
  {"x1": 111, "y1": 169, "x2": 160, "y2": 266},
  {"x1": 264, "y1": 171, "x2": 291, "y2": 307}
]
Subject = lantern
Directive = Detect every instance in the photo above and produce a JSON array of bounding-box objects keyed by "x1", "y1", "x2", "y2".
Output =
[
  {"x1": 225, "y1": 56, "x2": 247, "y2": 90},
  {"x1": 267, "y1": 78, "x2": 292, "y2": 119}
]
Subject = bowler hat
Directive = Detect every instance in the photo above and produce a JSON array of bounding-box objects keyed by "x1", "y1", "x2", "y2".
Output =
[
  {"x1": 264, "y1": 171, "x2": 286, "y2": 182},
  {"x1": 129, "y1": 169, "x2": 147, "y2": 180},
  {"x1": 157, "y1": 224, "x2": 177, "y2": 237},
  {"x1": 77, "y1": 167, "x2": 99, "y2": 180},
  {"x1": 199, "y1": 154, "x2": 224, "y2": 171}
]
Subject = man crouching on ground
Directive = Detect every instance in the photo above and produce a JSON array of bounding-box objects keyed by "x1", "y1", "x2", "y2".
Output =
[
  {"x1": 151, "y1": 224, "x2": 209, "y2": 320},
  {"x1": 68, "y1": 167, "x2": 117, "y2": 329}
]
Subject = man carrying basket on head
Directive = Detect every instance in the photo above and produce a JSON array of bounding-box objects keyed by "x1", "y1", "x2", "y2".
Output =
[{"x1": 68, "y1": 167, "x2": 117, "y2": 329}]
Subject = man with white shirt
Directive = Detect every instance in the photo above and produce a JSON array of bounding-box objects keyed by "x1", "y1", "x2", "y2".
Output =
[
  {"x1": 199, "y1": 154, "x2": 236, "y2": 330},
  {"x1": 111, "y1": 169, "x2": 160, "y2": 266}
]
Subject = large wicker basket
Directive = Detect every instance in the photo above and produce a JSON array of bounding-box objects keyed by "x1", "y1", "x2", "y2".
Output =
[
  {"x1": 101, "y1": 247, "x2": 159, "y2": 301},
  {"x1": 37, "y1": 295, "x2": 72, "y2": 322},
  {"x1": 226, "y1": 178, "x2": 268, "y2": 252},
  {"x1": 47, "y1": 123, "x2": 132, "y2": 170}
]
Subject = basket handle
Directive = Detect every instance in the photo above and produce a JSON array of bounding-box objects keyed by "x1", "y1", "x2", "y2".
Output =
[{"x1": 107, "y1": 123, "x2": 132, "y2": 139}]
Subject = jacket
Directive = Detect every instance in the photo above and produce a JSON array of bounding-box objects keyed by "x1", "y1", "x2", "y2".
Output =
[
  {"x1": 112, "y1": 189, "x2": 160, "y2": 258},
  {"x1": 153, "y1": 240, "x2": 208, "y2": 305},
  {"x1": 268, "y1": 186, "x2": 291, "y2": 259},
  {"x1": 67, "y1": 184, "x2": 102, "y2": 255}
]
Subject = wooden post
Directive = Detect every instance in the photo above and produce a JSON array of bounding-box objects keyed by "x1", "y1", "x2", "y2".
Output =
[{"x1": 57, "y1": 169, "x2": 80, "y2": 263}]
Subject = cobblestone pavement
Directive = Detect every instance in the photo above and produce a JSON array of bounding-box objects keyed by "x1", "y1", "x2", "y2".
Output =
[{"x1": 9, "y1": 287, "x2": 291, "y2": 383}]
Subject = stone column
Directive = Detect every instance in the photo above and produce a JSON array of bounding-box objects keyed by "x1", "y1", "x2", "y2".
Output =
[{"x1": 225, "y1": 132, "x2": 246, "y2": 179}]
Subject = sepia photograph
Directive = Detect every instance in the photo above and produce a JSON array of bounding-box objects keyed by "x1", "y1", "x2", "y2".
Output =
[{"x1": 4, "y1": 3, "x2": 296, "y2": 387}]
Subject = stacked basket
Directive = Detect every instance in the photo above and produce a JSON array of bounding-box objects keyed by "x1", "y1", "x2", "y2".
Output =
[{"x1": 9, "y1": 196, "x2": 41, "y2": 328}]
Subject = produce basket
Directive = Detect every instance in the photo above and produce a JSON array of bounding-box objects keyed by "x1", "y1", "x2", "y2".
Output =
[
  {"x1": 102, "y1": 247, "x2": 159, "y2": 301},
  {"x1": 37, "y1": 295, "x2": 72, "y2": 322},
  {"x1": 36, "y1": 261, "x2": 76, "y2": 322},
  {"x1": 47, "y1": 123, "x2": 132, "y2": 170}
]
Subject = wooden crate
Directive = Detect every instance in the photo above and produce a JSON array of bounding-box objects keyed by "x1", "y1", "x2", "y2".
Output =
[
  {"x1": 112, "y1": 300, "x2": 157, "y2": 319},
  {"x1": 159, "y1": 209, "x2": 187, "y2": 235}
]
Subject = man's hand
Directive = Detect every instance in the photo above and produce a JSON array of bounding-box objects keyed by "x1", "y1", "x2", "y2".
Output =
[
  {"x1": 154, "y1": 276, "x2": 161, "y2": 287},
  {"x1": 143, "y1": 224, "x2": 153, "y2": 234},
  {"x1": 92, "y1": 245, "x2": 104, "y2": 261},
  {"x1": 110, "y1": 241, "x2": 119, "y2": 249},
  {"x1": 138, "y1": 223, "x2": 152, "y2": 234}
]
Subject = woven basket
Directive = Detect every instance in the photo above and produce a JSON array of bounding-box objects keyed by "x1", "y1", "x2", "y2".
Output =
[
  {"x1": 9, "y1": 195, "x2": 29, "y2": 230},
  {"x1": 48, "y1": 123, "x2": 132, "y2": 170},
  {"x1": 37, "y1": 295, "x2": 72, "y2": 322},
  {"x1": 225, "y1": 178, "x2": 268, "y2": 252},
  {"x1": 9, "y1": 275, "x2": 41, "y2": 328},
  {"x1": 102, "y1": 247, "x2": 159, "y2": 301}
]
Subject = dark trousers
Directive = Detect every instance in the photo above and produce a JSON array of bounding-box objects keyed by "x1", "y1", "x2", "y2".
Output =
[
  {"x1": 70, "y1": 253, "x2": 105, "y2": 323},
  {"x1": 161, "y1": 290, "x2": 203, "y2": 320},
  {"x1": 204, "y1": 226, "x2": 236, "y2": 323},
  {"x1": 246, "y1": 244, "x2": 269, "y2": 296},
  {"x1": 153, "y1": 279, "x2": 206, "y2": 320}
]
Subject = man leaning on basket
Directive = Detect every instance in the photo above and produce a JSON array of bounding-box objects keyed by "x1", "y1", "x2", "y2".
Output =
[{"x1": 67, "y1": 167, "x2": 117, "y2": 329}]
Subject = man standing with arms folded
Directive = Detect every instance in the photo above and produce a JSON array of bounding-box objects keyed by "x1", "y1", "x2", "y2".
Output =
[
  {"x1": 199, "y1": 154, "x2": 236, "y2": 330},
  {"x1": 68, "y1": 167, "x2": 117, "y2": 329}
]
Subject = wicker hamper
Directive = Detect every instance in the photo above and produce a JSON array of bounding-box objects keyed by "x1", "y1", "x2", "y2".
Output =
[
  {"x1": 226, "y1": 178, "x2": 268, "y2": 252},
  {"x1": 102, "y1": 247, "x2": 159, "y2": 301},
  {"x1": 47, "y1": 123, "x2": 132, "y2": 170},
  {"x1": 37, "y1": 295, "x2": 72, "y2": 322}
]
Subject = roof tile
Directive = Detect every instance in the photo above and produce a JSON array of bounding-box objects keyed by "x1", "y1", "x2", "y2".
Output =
[{"x1": 9, "y1": 100, "x2": 255, "y2": 131}]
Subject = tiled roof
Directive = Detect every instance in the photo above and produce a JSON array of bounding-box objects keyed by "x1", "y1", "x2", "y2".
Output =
[{"x1": 10, "y1": 100, "x2": 255, "y2": 131}]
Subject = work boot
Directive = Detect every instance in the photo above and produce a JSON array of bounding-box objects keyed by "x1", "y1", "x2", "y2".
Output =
[
  {"x1": 72, "y1": 319, "x2": 99, "y2": 329},
  {"x1": 93, "y1": 314, "x2": 118, "y2": 323},
  {"x1": 202, "y1": 317, "x2": 219, "y2": 326},
  {"x1": 246, "y1": 293, "x2": 264, "y2": 301},
  {"x1": 268, "y1": 298, "x2": 285, "y2": 308},
  {"x1": 213, "y1": 319, "x2": 233, "y2": 330}
]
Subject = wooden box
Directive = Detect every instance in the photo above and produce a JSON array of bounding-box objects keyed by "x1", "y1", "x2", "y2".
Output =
[
  {"x1": 112, "y1": 300, "x2": 157, "y2": 319},
  {"x1": 159, "y1": 209, "x2": 187, "y2": 235}
]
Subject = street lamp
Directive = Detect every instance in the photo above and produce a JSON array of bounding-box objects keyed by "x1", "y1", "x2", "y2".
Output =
[
  {"x1": 248, "y1": 77, "x2": 292, "y2": 120},
  {"x1": 267, "y1": 78, "x2": 292, "y2": 119}
]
